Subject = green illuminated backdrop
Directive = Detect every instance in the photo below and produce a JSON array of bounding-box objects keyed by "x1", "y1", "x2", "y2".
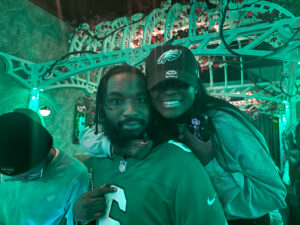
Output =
[{"x1": 0, "y1": 0, "x2": 88, "y2": 155}]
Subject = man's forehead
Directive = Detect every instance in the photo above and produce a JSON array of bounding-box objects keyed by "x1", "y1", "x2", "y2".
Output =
[{"x1": 106, "y1": 73, "x2": 147, "y2": 94}]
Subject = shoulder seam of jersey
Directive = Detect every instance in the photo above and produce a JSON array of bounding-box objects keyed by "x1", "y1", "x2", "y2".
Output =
[{"x1": 167, "y1": 140, "x2": 192, "y2": 152}]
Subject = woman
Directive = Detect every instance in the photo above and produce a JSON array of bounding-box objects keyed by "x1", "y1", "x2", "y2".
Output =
[{"x1": 80, "y1": 45, "x2": 286, "y2": 225}]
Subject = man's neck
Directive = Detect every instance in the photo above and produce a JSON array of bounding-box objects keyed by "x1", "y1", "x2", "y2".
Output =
[{"x1": 111, "y1": 139, "x2": 153, "y2": 160}]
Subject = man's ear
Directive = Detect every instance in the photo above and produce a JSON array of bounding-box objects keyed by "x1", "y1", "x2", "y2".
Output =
[{"x1": 194, "y1": 88, "x2": 199, "y2": 95}]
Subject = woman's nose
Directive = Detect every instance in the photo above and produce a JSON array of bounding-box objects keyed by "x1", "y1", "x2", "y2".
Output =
[{"x1": 162, "y1": 88, "x2": 179, "y2": 95}]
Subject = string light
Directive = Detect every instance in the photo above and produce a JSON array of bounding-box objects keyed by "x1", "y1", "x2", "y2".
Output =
[{"x1": 39, "y1": 106, "x2": 51, "y2": 117}]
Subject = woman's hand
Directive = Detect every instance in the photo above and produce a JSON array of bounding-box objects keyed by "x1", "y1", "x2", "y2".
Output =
[{"x1": 179, "y1": 124, "x2": 214, "y2": 165}]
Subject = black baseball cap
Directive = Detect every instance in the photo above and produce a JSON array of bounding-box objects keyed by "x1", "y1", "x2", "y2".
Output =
[
  {"x1": 0, "y1": 112, "x2": 53, "y2": 176},
  {"x1": 145, "y1": 45, "x2": 199, "y2": 90}
]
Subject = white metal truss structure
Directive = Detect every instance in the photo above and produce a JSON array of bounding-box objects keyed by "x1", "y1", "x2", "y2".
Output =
[{"x1": 0, "y1": 0, "x2": 299, "y2": 116}]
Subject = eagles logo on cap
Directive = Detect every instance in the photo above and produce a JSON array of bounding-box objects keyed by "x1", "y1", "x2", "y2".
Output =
[
  {"x1": 157, "y1": 49, "x2": 182, "y2": 65},
  {"x1": 146, "y1": 45, "x2": 200, "y2": 90}
]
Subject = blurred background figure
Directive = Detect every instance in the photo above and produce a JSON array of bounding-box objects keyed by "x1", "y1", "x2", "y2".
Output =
[
  {"x1": 0, "y1": 109, "x2": 89, "y2": 225},
  {"x1": 281, "y1": 122, "x2": 300, "y2": 225}
]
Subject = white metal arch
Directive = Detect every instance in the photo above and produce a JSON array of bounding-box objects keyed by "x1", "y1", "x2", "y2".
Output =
[{"x1": 0, "y1": 0, "x2": 299, "y2": 118}]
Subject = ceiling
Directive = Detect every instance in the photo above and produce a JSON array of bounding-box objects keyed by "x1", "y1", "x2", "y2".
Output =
[
  {"x1": 28, "y1": 0, "x2": 299, "y2": 26},
  {"x1": 28, "y1": 0, "x2": 167, "y2": 25}
]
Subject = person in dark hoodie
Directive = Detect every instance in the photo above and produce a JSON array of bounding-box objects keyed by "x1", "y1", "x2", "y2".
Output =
[{"x1": 0, "y1": 109, "x2": 89, "y2": 225}]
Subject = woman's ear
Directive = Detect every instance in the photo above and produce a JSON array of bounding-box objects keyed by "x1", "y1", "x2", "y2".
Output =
[{"x1": 194, "y1": 88, "x2": 199, "y2": 95}]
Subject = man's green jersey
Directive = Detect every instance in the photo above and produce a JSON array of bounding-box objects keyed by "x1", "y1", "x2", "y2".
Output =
[{"x1": 85, "y1": 141, "x2": 226, "y2": 225}]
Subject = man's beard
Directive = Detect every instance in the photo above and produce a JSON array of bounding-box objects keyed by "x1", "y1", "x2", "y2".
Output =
[{"x1": 102, "y1": 117, "x2": 148, "y2": 146}]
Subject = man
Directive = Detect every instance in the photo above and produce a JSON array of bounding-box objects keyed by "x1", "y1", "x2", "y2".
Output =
[
  {"x1": 0, "y1": 109, "x2": 89, "y2": 225},
  {"x1": 73, "y1": 64, "x2": 227, "y2": 225}
]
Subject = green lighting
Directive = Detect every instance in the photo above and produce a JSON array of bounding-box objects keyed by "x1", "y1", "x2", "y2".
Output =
[
  {"x1": 28, "y1": 89, "x2": 40, "y2": 112},
  {"x1": 282, "y1": 116, "x2": 286, "y2": 123}
]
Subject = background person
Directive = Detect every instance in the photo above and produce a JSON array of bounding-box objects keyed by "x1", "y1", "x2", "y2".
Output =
[
  {"x1": 0, "y1": 109, "x2": 89, "y2": 225},
  {"x1": 290, "y1": 122, "x2": 300, "y2": 225},
  {"x1": 282, "y1": 122, "x2": 300, "y2": 225}
]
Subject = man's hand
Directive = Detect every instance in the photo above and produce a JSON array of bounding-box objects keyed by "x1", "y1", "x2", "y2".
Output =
[
  {"x1": 73, "y1": 184, "x2": 117, "y2": 224},
  {"x1": 182, "y1": 126, "x2": 214, "y2": 165}
]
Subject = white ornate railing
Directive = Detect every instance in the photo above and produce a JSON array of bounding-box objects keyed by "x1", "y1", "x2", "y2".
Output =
[{"x1": 0, "y1": 0, "x2": 299, "y2": 116}]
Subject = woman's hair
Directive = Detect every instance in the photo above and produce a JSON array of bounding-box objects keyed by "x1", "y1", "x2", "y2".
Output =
[
  {"x1": 193, "y1": 78, "x2": 270, "y2": 171},
  {"x1": 296, "y1": 122, "x2": 300, "y2": 136},
  {"x1": 94, "y1": 64, "x2": 146, "y2": 134}
]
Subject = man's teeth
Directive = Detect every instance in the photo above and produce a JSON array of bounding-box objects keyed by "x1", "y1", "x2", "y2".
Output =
[{"x1": 163, "y1": 100, "x2": 181, "y2": 105}]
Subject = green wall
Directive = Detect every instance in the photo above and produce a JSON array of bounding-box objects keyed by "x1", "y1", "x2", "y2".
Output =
[
  {"x1": 0, "y1": 0, "x2": 69, "y2": 62},
  {"x1": 0, "y1": 0, "x2": 87, "y2": 155}
]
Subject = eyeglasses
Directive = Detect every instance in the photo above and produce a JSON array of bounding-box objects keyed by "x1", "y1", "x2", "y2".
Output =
[{"x1": 1, "y1": 168, "x2": 44, "y2": 183}]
